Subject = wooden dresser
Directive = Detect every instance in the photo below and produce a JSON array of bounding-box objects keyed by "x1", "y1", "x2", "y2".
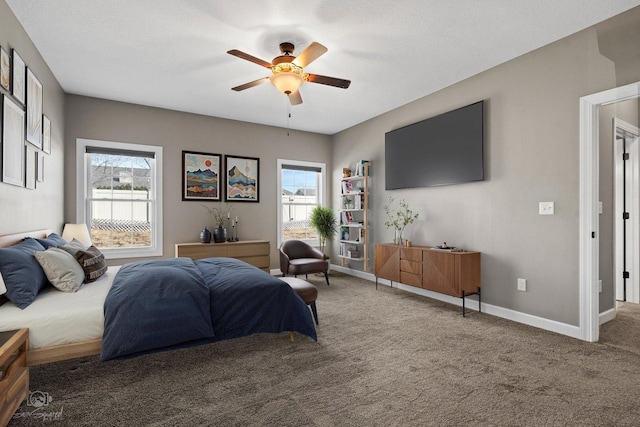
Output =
[
  {"x1": 175, "y1": 240, "x2": 270, "y2": 272},
  {"x1": 375, "y1": 243, "x2": 481, "y2": 315},
  {"x1": 0, "y1": 329, "x2": 29, "y2": 427}
]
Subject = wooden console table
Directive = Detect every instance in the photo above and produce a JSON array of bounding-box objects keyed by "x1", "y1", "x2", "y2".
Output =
[
  {"x1": 175, "y1": 240, "x2": 270, "y2": 272},
  {"x1": 374, "y1": 243, "x2": 481, "y2": 316}
]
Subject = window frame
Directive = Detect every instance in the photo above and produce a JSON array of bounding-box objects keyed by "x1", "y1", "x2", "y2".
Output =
[
  {"x1": 75, "y1": 138, "x2": 163, "y2": 259},
  {"x1": 277, "y1": 158, "x2": 327, "y2": 249}
]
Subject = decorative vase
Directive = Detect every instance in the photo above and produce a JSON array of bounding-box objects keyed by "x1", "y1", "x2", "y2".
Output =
[
  {"x1": 213, "y1": 226, "x2": 227, "y2": 243},
  {"x1": 395, "y1": 229, "x2": 403, "y2": 246},
  {"x1": 200, "y1": 227, "x2": 211, "y2": 243}
]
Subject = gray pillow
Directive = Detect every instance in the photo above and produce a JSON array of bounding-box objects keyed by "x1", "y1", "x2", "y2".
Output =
[{"x1": 34, "y1": 248, "x2": 85, "y2": 292}]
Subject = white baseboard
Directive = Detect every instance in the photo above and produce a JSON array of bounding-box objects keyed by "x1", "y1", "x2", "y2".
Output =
[
  {"x1": 332, "y1": 265, "x2": 583, "y2": 340},
  {"x1": 599, "y1": 307, "x2": 616, "y2": 325}
]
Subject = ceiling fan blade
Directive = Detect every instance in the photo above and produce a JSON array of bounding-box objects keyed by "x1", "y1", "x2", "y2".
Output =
[
  {"x1": 292, "y1": 42, "x2": 328, "y2": 68},
  {"x1": 231, "y1": 77, "x2": 270, "y2": 91},
  {"x1": 288, "y1": 90, "x2": 303, "y2": 105},
  {"x1": 227, "y1": 49, "x2": 273, "y2": 68},
  {"x1": 307, "y1": 74, "x2": 351, "y2": 89}
]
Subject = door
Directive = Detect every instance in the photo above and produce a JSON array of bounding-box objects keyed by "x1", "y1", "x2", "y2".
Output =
[{"x1": 615, "y1": 120, "x2": 640, "y2": 303}]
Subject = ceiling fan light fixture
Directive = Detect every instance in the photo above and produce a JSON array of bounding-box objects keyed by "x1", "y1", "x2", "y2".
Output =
[{"x1": 270, "y1": 72, "x2": 304, "y2": 95}]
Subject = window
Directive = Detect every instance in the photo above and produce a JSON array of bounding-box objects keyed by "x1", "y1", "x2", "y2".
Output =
[
  {"x1": 277, "y1": 159, "x2": 326, "y2": 248},
  {"x1": 76, "y1": 138, "x2": 163, "y2": 259}
]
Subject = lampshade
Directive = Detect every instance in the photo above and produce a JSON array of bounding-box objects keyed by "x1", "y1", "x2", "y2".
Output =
[
  {"x1": 62, "y1": 223, "x2": 92, "y2": 247},
  {"x1": 270, "y1": 72, "x2": 303, "y2": 95}
]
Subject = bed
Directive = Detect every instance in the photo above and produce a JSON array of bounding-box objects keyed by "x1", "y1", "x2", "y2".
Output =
[{"x1": 0, "y1": 230, "x2": 317, "y2": 365}]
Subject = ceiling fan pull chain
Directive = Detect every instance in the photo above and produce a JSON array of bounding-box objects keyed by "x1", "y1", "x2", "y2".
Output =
[{"x1": 287, "y1": 100, "x2": 291, "y2": 136}]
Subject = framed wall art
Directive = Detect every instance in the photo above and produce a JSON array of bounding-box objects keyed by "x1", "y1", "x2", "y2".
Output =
[
  {"x1": 37, "y1": 152, "x2": 44, "y2": 182},
  {"x1": 11, "y1": 49, "x2": 25, "y2": 104},
  {"x1": 182, "y1": 150, "x2": 221, "y2": 201},
  {"x1": 2, "y1": 95, "x2": 25, "y2": 187},
  {"x1": 25, "y1": 145, "x2": 37, "y2": 190},
  {"x1": 42, "y1": 114, "x2": 51, "y2": 154},
  {"x1": 224, "y1": 155, "x2": 259, "y2": 202},
  {"x1": 0, "y1": 47, "x2": 9, "y2": 91},
  {"x1": 26, "y1": 68, "x2": 43, "y2": 149}
]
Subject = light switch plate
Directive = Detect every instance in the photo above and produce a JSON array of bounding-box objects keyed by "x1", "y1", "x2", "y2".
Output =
[{"x1": 539, "y1": 201, "x2": 554, "y2": 215}]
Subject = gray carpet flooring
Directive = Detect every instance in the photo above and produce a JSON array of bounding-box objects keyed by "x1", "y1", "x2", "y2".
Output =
[{"x1": 9, "y1": 272, "x2": 640, "y2": 426}]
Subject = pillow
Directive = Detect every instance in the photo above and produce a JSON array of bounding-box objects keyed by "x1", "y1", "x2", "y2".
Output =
[
  {"x1": 59, "y1": 244, "x2": 107, "y2": 283},
  {"x1": 34, "y1": 248, "x2": 85, "y2": 292},
  {"x1": 65, "y1": 237, "x2": 88, "y2": 251},
  {"x1": 0, "y1": 238, "x2": 49, "y2": 309},
  {"x1": 0, "y1": 272, "x2": 6, "y2": 295},
  {"x1": 35, "y1": 233, "x2": 67, "y2": 249}
]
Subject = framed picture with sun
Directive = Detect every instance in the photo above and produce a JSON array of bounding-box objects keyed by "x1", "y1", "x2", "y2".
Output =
[{"x1": 182, "y1": 150, "x2": 222, "y2": 201}]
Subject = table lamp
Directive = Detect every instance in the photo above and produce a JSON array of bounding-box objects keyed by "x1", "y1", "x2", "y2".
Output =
[{"x1": 61, "y1": 223, "x2": 92, "y2": 247}]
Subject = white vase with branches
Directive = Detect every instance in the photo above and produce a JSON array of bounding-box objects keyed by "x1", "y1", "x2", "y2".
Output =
[{"x1": 383, "y1": 197, "x2": 419, "y2": 245}]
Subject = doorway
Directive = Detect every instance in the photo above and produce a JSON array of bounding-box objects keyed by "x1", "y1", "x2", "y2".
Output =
[
  {"x1": 614, "y1": 119, "x2": 640, "y2": 304},
  {"x1": 579, "y1": 80, "x2": 640, "y2": 343}
]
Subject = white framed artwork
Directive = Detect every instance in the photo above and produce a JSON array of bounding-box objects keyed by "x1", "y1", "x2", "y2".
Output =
[
  {"x1": 26, "y1": 68, "x2": 43, "y2": 149},
  {"x1": 2, "y1": 95, "x2": 25, "y2": 187}
]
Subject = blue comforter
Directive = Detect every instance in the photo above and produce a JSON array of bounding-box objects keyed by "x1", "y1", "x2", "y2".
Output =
[{"x1": 101, "y1": 257, "x2": 317, "y2": 361}]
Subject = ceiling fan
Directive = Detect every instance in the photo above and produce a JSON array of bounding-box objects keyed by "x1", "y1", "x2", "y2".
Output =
[{"x1": 227, "y1": 41, "x2": 351, "y2": 105}]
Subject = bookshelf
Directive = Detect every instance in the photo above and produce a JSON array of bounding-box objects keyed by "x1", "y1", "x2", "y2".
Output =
[{"x1": 339, "y1": 161, "x2": 369, "y2": 271}]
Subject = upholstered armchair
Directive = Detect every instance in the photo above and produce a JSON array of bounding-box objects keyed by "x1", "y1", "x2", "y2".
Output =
[{"x1": 279, "y1": 240, "x2": 330, "y2": 286}]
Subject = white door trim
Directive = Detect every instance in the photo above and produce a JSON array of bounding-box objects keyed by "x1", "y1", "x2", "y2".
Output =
[{"x1": 579, "y1": 81, "x2": 640, "y2": 342}]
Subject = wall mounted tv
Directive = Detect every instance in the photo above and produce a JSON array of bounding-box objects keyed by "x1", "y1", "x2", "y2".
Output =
[{"x1": 385, "y1": 100, "x2": 484, "y2": 189}]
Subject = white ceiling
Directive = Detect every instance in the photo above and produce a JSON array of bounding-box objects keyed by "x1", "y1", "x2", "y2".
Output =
[{"x1": 7, "y1": 1, "x2": 640, "y2": 135}]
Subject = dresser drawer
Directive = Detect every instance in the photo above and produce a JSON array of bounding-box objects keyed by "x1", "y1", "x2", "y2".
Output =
[
  {"x1": 0, "y1": 368, "x2": 28, "y2": 424},
  {"x1": 227, "y1": 242, "x2": 269, "y2": 258},
  {"x1": 400, "y1": 259, "x2": 422, "y2": 275},
  {"x1": 400, "y1": 271, "x2": 422, "y2": 287},
  {"x1": 400, "y1": 247, "x2": 422, "y2": 262},
  {"x1": 0, "y1": 329, "x2": 28, "y2": 427}
]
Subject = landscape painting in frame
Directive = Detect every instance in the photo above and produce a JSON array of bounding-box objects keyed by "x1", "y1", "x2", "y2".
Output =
[
  {"x1": 182, "y1": 150, "x2": 221, "y2": 201},
  {"x1": 225, "y1": 155, "x2": 259, "y2": 202}
]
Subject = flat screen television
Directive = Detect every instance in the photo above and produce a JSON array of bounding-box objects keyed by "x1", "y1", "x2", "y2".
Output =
[{"x1": 385, "y1": 100, "x2": 484, "y2": 189}]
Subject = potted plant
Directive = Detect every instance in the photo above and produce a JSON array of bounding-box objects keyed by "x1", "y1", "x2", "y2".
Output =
[
  {"x1": 309, "y1": 206, "x2": 337, "y2": 256},
  {"x1": 383, "y1": 196, "x2": 419, "y2": 245},
  {"x1": 343, "y1": 196, "x2": 353, "y2": 209},
  {"x1": 203, "y1": 203, "x2": 232, "y2": 243}
]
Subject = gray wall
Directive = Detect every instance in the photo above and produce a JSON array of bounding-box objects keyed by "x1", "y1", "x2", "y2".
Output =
[
  {"x1": 0, "y1": 1, "x2": 65, "y2": 234},
  {"x1": 64, "y1": 95, "x2": 332, "y2": 267},
  {"x1": 332, "y1": 7, "x2": 640, "y2": 326}
]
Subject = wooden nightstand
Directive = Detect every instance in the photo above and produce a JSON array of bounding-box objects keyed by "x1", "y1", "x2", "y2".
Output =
[{"x1": 0, "y1": 329, "x2": 29, "y2": 427}]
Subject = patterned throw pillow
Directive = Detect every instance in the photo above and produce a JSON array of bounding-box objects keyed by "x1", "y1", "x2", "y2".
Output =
[{"x1": 59, "y1": 243, "x2": 107, "y2": 283}]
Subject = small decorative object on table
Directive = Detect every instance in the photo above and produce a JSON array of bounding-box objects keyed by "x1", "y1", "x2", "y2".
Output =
[
  {"x1": 200, "y1": 227, "x2": 211, "y2": 243},
  {"x1": 383, "y1": 196, "x2": 419, "y2": 246},
  {"x1": 228, "y1": 216, "x2": 239, "y2": 242}
]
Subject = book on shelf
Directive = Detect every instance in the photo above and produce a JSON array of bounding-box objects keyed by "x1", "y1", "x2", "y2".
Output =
[
  {"x1": 355, "y1": 160, "x2": 370, "y2": 176},
  {"x1": 341, "y1": 180, "x2": 353, "y2": 194},
  {"x1": 340, "y1": 211, "x2": 354, "y2": 225}
]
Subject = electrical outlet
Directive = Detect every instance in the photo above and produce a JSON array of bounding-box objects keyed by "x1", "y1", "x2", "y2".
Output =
[
  {"x1": 539, "y1": 202, "x2": 555, "y2": 215},
  {"x1": 517, "y1": 278, "x2": 527, "y2": 292},
  {"x1": 599, "y1": 280, "x2": 602, "y2": 293}
]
